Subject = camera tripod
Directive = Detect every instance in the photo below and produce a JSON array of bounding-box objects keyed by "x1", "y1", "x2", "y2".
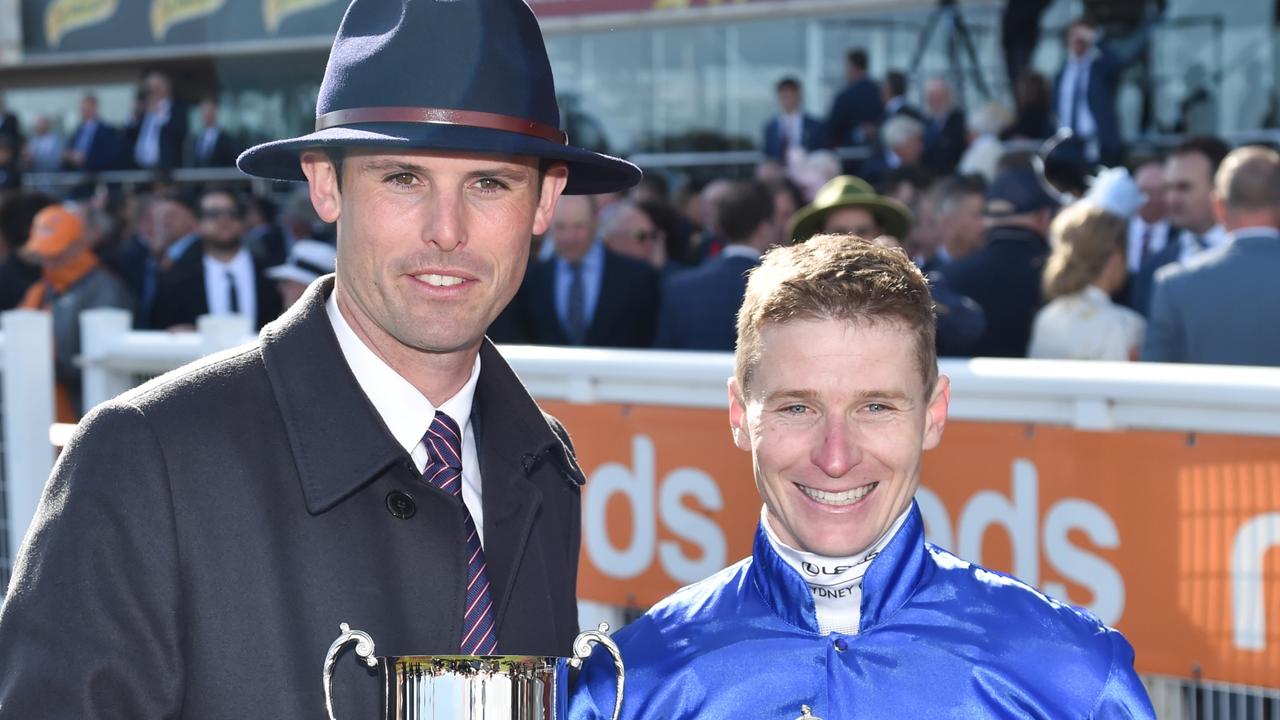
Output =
[{"x1": 908, "y1": 0, "x2": 990, "y2": 105}]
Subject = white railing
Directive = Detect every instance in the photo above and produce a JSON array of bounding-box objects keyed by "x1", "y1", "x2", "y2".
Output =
[
  {"x1": 79, "y1": 309, "x2": 255, "y2": 413},
  {"x1": 0, "y1": 311, "x2": 56, "y2": 587},
  {"x1": 75, "y1": 308, "x2": 1280, "y2": 438}
]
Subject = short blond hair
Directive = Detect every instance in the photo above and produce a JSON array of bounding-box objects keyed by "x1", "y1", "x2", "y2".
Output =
[
  {"x1": 1215, "y1": 146, "x2": 1280, "y2": 212},
  {"x1": 1042, "y1": 202, "x2": 1126, "y2": 299},
  {"x1": 735, "y1": 233, "x2": 937, "y2": 393}
]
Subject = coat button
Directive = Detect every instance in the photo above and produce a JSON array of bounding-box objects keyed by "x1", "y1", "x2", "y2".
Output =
[
  {"x1": 386, "y1": 490, "x2": 416, "y2": 519},
  {"x1": 833, "y1": 637, "x2": 848, "y2": 653}
]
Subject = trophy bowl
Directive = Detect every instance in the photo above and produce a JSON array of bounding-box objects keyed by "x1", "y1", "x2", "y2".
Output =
[{"x1": 324, "y1": 622, "x2": 624, "y2": 720}]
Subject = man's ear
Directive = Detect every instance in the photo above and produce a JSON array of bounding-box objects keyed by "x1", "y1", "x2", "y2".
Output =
[
  {"x1": 532, "y1": 162, "x2": 570, "y2": 236},
  {"x1": 301, "y1": 150, "x2": 341, "y2": 224},
  {"x1": 1211, "y1": 193, "x2": 1227, "y2": 226},
  {"x1": 728, "y1": 377, "x2": 752, "y2": 452},
  {"x1": 922, "y1": 374, "x2": 950, "y2": 451}
]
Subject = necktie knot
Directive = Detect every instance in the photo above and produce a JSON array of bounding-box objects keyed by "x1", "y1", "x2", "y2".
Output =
[{"x1": 425, "y1": 412, "x2": 463, "y2": 473}]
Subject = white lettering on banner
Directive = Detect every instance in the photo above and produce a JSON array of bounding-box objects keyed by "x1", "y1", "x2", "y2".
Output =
[
  {"x1": 658, "y1": 468, "x2": 727, "y2": 582},
  {"x1": 1231, "y1": 512, "x2": 1280, "y2": 651},
  {"x1": 957, "y1": 459, "x2": 1041, "y2": 585},
  {"x1": 918, "y1": 459, "x2": 1126, "y2": 625},
  {"x1": 584, "y1": 435, "x2": 728, "y2": 583},
  {"x1": 1042, "y1": 499, "x2": 1124, "y2": 625},
  {"x1": 584, "y1": 436, "x2": 656, "y2": 578}
]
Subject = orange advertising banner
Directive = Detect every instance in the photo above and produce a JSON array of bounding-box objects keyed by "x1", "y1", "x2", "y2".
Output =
[{"x1": 542, "y1": 400, "x2": 1280, "y2": 689}]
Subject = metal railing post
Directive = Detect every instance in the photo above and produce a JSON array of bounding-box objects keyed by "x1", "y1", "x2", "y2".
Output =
[{"x1": 1, "y1": 310, "x2": 56, "y2": 582}]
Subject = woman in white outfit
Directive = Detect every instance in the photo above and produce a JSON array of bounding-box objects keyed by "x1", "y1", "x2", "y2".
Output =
[{"x1": 1028, "y1": 169, "x2": 1147, "y2": 360}]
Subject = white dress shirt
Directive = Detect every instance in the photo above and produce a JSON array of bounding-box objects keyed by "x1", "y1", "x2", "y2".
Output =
[
  {"x1": 1176, "y1": 224, "x2": 1227, "y2": 263},
  {"x1": 134, "y1": 99, "x2": 171, "y2": 168},
  {"x1": 325, "y1": 293, "x2": 486, "y2": 541},
  {"x1": 554, "y1": 239, "x2": 605, "y2": 335},
  {"x1": 1057, "y1": 53, "x2": 1097, "y2": 140},
  {"x1": 203, "y1": 247, "x2": 257, "y2": 323},
  {"x1": 1028, "y1": 285, "x2": 1145, "y2": 361},
  {"x1": 1126, "y1": 217, "x2": 1170, "y2": 272}
]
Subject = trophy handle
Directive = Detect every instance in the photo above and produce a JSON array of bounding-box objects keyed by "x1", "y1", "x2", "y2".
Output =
[
  {"x1": 323, "y1": 622, "x2": 378, "y2": 720},
  {"x1": 569, "y1": 622, "x2": 625, "y2": 720}
]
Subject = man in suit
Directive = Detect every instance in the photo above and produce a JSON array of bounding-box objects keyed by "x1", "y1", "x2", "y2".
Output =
[
  {"x1": 23, "y1": 115, "x2": 65, "y2": 175},
  {"x1": 189, "y1": 98, "x2": 240, "y2": 167},
  {"x1": 655, "y1": 180, "x2": 776, "y2": 350},
  {"x1": 921, "y1": 77, "x2": 967, "y2": 176},
  {"x1": 1130, "y1": 136, "x2": 1229, "y2": 316},
  {"x1": 762, "y1": 77, "x2": 826, "y2": 163},
  {"x1": 132, "y1": 71, "x2": 187, "y2": 171},
  {"x1": 65, "y1": 93, "x2": 122, "y2": 173},
  {"x1": 1142, "y1": 146, "x2": 1280, "y2": 365},
  {"x1": 0, "y1": 1, "x2": 641, "y2": 716},
  {"x1": 518, "y1": 194, "x2": 659, "y2": 347},
  {"x1": 827, "y1": 48, "x2": 884, "y2": 151},
  {"x1": 859, "y1": 114, "x2": 927, "y2": 188},
  {"x1": 940, "y1": 164, "x2": 1056, "y2": 357},
  {"x1": 1054, "y1": 17, "x2": 1148, "y2": 168},
  {"x1": 149, "y1": 187, "x2": 283, "y2": 331}
]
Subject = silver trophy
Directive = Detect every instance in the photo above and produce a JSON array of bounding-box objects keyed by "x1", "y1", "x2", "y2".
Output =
[{"x1": 324, "y1": 622, "x2": 624, "y2": 720}]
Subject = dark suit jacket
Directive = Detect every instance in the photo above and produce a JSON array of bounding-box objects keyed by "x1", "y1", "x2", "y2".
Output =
[
  {"x1": 827, "y1": 78, "x2": 884, "y2": 148},
  {"x1": 761, "y1": 114, "x2": 827, "y2": 161},
  {"x1": 189, "y1": 127, "x2": 240, "y2": 167},
  {"x1": 939, "y1": 225, "x2": 1049, "y2": 357},
  {"x1": 518, "y1": 248, "x2": 660, "y2": 348},
  {"x1": 1053, "y1": 32, "x2": 1148, "y2": 166},
  {"x1": 67, "y1": 121, "x2": 123, "y2": 172},
  {"x1": 0, "y1": 278, "x2": 586, "y2": 717},
  {"x1": 654, "y1": 251, "x2": 758, "y2": 351},
  {"x1": 923, "y1": 108, "x2": 967, "y2": 176},
  {"x1": 149, "y1": 241, "x2": 283, "y2": 331},
  {"x1": 1141, "y1": 231, "x2": 1280, "y2": 365},
  {"x1": 131, "y1": 102, "x2": 188, "y2": 171},
  {"x1": 1127, "y1": 232, "x2": 1180, "y2": 317}
]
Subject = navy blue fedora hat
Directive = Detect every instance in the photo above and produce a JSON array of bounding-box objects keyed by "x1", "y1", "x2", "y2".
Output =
[{"x1": 238, "y1": 0, "x2": 640, "y2": 195}]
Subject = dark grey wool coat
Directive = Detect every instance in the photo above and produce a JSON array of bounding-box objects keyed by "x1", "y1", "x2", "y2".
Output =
[{"x1": 0, "y1": 277, "x2": 585, "y2": 718}]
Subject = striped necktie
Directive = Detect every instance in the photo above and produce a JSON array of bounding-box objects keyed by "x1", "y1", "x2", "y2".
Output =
[{"x1": 421, "y1": 412, "x2": 499, "y2": 655}]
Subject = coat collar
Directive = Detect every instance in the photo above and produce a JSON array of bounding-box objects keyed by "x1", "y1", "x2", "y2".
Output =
[
  {"x1": 749, "y1": 501, "x2": 929, "y2": 634},
  {"x1": 260, "y1": 276, "x2": 404, "y2": 514},
  {"x1": 260, "y1": 276, "x2": 583, "y2": 516}
]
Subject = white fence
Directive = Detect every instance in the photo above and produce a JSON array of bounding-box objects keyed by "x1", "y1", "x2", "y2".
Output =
[{"x1": 0, "y1": 311, "x2": 55, "y2": 588}]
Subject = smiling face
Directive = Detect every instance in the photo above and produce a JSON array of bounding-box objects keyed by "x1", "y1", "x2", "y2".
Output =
[
  {"x1": 729, "y1": 317, "x2": 949, "y2": 557},
  {"x1": 302, "y1": 148, "x2": 566, "y2": 359}
]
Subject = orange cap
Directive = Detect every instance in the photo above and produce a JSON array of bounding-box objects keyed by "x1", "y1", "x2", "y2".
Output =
[{"x1": 23, "y1": 205, "x2": 85, "y2": 259}]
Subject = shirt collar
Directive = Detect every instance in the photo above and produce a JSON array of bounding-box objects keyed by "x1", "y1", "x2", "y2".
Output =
[
  {"x1": 557, "y1": 238, "x2": 605, "y2": 270},
  {"x1": 202, "y1": 246, "x2": 252, "y2": 273},
  {"x1": 325, "y1": 291, "x2": 481, "y2": 456},
  {"x1": 720, "y1": 244, "x2": 762, "y2": 261},
  {"x1": 750, "y1": 500, "x2": 926, "y2": 634},
  {"x1": 1230, "y1": 225, "x2": 1280, "y2": 240}
]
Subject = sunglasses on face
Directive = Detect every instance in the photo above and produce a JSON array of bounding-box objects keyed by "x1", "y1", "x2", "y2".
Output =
[{"x1": 632, "y1": 229, "x2": 661, "y2": 243}]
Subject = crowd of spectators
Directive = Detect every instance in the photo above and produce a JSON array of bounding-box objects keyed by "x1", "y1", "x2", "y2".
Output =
[{"x1": 1, "y1": 14, "x2": 1278, "y2": 427}]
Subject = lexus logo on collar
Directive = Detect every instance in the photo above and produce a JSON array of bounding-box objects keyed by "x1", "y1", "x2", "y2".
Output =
[
  {"x1": 801, "y1": 552, "x2": 878, "y2": 576},
  {"x1": 802, "y1": 562, "x2": 853, "y2": 576}
]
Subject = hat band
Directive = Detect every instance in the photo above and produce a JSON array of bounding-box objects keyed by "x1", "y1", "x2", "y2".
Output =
[
  {"x1": 315, "y1": 106, "x2": 567, "y2": 145},
  {"x1": 289, "y1": 257, "x2": 333, "y2": 278}
]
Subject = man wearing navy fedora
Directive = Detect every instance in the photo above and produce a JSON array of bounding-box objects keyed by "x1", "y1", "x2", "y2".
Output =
[{"x1": 0, "y1": 1, "x2": 639, "y2": 717}]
